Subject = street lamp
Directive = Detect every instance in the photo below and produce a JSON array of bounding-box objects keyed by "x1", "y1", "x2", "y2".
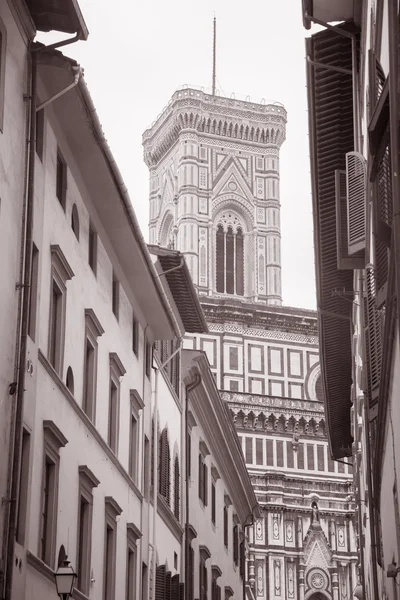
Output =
[{"x1": 55, "y1": 557, "x2": 77, "y2": 600}]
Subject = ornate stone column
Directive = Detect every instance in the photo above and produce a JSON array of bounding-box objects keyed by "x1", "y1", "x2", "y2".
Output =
[{"x1": 298, "y1": 568, "x2": 305, "y2": 600}]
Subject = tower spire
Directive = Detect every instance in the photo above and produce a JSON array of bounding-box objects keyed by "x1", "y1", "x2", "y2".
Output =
[{"x1": 212, "y1": 16, "x2": 216, "y2": 96}]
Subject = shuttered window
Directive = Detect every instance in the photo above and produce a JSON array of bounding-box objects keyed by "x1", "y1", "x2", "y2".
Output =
[
  {"x1": 239, "y1": 541, "x2": 245, "y2": 579},
  {"x1": 199, "y1": 560, "x2": 208, "y2": 600},
  {"x1": 159, "y1": 429, "x2": 171, "y2": 504},
  {"x1": 174, "y1": 457, "x2": 180, "y2": 520},
  {"x1": 223, "y1": 506, "x2": 228, "y2": 548},
  {"x1": 211, "y1": 483, "x2": 216, "y2": 525},
  {"x1": 233, "y1": 525, "x2": 239, "y2": 565},
  {"x1": 198, "y1": 454, "x2": 208, "y2": 505}
]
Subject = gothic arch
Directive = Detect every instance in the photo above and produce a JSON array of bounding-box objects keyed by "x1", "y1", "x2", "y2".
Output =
[{"x1": 159, "y1": 210, "x2": 175, "y2": 248}]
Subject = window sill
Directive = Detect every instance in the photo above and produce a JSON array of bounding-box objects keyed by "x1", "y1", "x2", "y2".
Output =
[{"x1": 157, "y1": 493, "x2": 184, "y2": 542}]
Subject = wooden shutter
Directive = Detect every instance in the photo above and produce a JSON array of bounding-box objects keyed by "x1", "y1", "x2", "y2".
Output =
[
  {"x1": 166, "y1": 437, "x2": 171, "y2": 505},
  {"x1": 211, "y1": 483, "x2": 216, "y2": 524},
  {"x1": 335, "y1": 170, "x2": 365, "y2": 269},
  {"x1": 198, "y1": 455, "x2": 204, "y2": 501},
  {"x1": 156, "y1": 565, "x2": 167, "y2": 600},
  {"x1": 239, "y1": 541, "x2": 245, "y2": 579},
  {"x1": 179, "y1": 583, "x2": 185, "y2": 600},
  {"x1": 174, "y1": 456, "x2": 180, "y2": 520},
  {"x1": 362, "y1": 266, "x2": 383, "y2": 406},
  {"x1": 166, "y1": 571, "x2": 172, "y2": 600},
  {"x1": 171, "y1": 575, "x2": 180, "y2": 600},
  {"x1": 346, "y1": 151, "x2": 367, "y2": 255},
  {"x1": 188, "y1": 546, "x2": 194, "y2": 600},
  {"x1": 223, "y1": 507, "x2": 228, "y2": 547},
  {"x1": 233, "y1": 526, "x2": 238, "y2": 564},
  {"x1": 203, "y1": 464, "x2": 208, "y2": 506}
]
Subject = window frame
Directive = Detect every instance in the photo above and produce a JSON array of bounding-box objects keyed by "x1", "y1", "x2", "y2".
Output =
[
  {"x1": 83, "y1": 309, "x2": 104, "y2": 422},
  {"x1": 39, "y1": 421, "x2": 68, "y2": 568},
  {"x1": 16, "y1": 428, "x2": 31, "y2": 544},
  {"x1": 126, "y1": 523, "x2": 141, "y2": 600},
  {"x1": 76, "y1": 466, "x2": 100, "y2": 595},
  {"x1": 108, "y1": 353, "x2": 126, "y2": 455},
  {"x1": 129, "y1": 390, "x2": 144, "y2": 482},
  {"x1": 104, "y1": 497, "x2": 123, "y2": 600},
  {"x1": 28, "y1": 243, "x2": 39, "y2": 341},
  {"x1": 48, "y1": 245, "x2": 74, "y2": 377}
]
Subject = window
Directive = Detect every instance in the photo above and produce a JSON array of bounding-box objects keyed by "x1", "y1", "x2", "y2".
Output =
[
  {"x1": 143, "y1": 436, "x2": 150, "y2": 499},
  {"x1": 126, "y1": 523, "x2": 140, "y2": 600},
  {"x1": 211, "y1": 483, "x2": 216, "y2": 525},
  {"x1": 56, "y1": 150, "x2": 67, "y2": 208},
  {"x1": 297, "y1": 443, "x2": 305, "y2": 469},
  {"x1": 36, "y1": 108, "x2": 45, "y2": 160},
  {"x1": 145, "y1": 342, "x2": 152, "y2": 378},
  {"x1": 188, "y1": 546, "x2": 194, "y2": 600},
  {"x1": 151, "y1": 418, "x2": 155, "y2": 495},
  {"x1": 245, "y1": 438, "x2": 253, "y2": 464},
  {"x1": 307, "y1": 444, "x2": 315, "y2": 470},
  {"x1": 112, "y1": 272, "x2": 119, "y2": 320},
  {"x1": 317, "y1": 445, "x2": 325, "y2": 471},
  {"x1": 39, "y1": 421, "x2": 68, "y2": 567},
  {"x1": 198, "y1": 454, "x2": 208, "y2": 505},
  {"x1": 256, "y1": 439, "x2": 263, "y2": 465},
  {"x1": 188, "y1": 432, "x2": 192, "y2": 479},
  {"x1": 276, "y1": 441, "x2": 284, "y2": 467},
  {"x1": 66, "y1": 367, "x2": 74, "y2": 395},
  {"x1": 48, "y1": 246, "x2": 74, "y2": 376},
  {"x1": 132, "y1": 313, "x2": 139, "y2": 356},
  {"x1": 266, "y1": 439, "x2": 274, "y2": 466},
  {"x1": 0, "y1": 23, "x2": 6, "y2": 131},
  {"x1": 104, "y1": 497, "x2": 122, "y2": 600},
  {"x1": 28, "y1": 243, "x2": 39, "y2": 341},
  {"x1": 223, "y1": 506, "x2": 228, "y2": 548},
  {"x1": 216, "y1": 221, "x2": 244, "y2": 296},
  {"x1": 88, "y1": 223, "x2": 97, "y2": 274},
  {"x1": 199, "y1": 555, "x2": 208, "y2": 600},
  {"x1": 233, "y1": 525, "x2": 239, "y2": 565},
  {"x1": 174, "y1": 456, "x2": 180, "y2": 520},
  {"x1": 287, "y1": 441, "x2": 294, "y2": 468},
  {"x1": 129, "y1": 391, "x2": 144, "y2": 482},
  {"x1": 77, "y1": 466, "x2": 99, "y2": 595},
  {"x1": 239, "y1": 541, "x2": 245, "y2": 580},
  {"x1": 71, "y1": 204, "x2": 80, "y2": 240},
  {"x1": 16, "y1": 428, "x2": 31, "y2": 544},
  {"x1": 158, "y1": 428, "x2": 171, "y2": 504},
  {"x1": 108, "y1": 353, "x2": 126, "y2": 454},
  {"x1": 83, "y1": 310, "x2": 104, "y2": 421}
]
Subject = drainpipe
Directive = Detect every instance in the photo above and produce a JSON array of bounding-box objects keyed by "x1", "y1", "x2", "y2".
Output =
[
  {"x1": 388, "y1": 0, "x2": 400, "y2": 352},
  {"x1": 36, "y1": 66, "x2": 82, "y2": 112},
  {"x1": 242, "y1": 507, "x2": 257, "y2": 600},
  {"x1": 184, "y1": 372, "x2": 201, "y2": 600},
  {"x1": 4, "y1": 33, "x2": 83, "y2": 600},
  {"x1": 151, "y1": 342, "x2": 182, "y2": 600}
]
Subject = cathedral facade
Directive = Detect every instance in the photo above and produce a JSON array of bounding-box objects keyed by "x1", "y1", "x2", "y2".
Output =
[{"x1": 143, "y1": 87, "x2": 358, "y2": 600}]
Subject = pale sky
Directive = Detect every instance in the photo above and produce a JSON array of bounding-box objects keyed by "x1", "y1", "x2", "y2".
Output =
[{"x1": 40, "y1": 0, "x2": 316, "y2": 310}]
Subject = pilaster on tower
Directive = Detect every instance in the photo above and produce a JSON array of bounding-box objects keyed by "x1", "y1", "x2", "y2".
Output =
[{"x1": 143, "y1": 87, "x2": 287, "y2": 306}]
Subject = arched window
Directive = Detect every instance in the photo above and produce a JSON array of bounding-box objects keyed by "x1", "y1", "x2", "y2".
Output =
[
  {"x1": 71, "y1": 204, "x2": 79, "y2": 240},
  {"x1": 158, "y1": 428, "x2": 171, "y2": 504},
  {"x1": 216, "y1": 215, "x2": 244, "y2": 296},
  {"x1": 174, "y1": 456, "x2": 180, "y2": 520},
  {"x1": 66, "y1": 367, "x2": 74, "y2": 395}
]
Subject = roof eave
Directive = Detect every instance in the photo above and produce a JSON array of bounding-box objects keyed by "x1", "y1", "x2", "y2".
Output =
[{"x1": 27, "y1": 0, "x2": 89, "y2": 39}]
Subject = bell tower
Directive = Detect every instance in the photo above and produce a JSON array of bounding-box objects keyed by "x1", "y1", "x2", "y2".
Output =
[{"x1": 143, "y1": 88, "x2": 287, "y2": 306}]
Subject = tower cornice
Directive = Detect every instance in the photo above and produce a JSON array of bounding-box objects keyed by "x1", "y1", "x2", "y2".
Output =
[{"x1": 143, "y1": 87, "x2": 287, "y2": 166}]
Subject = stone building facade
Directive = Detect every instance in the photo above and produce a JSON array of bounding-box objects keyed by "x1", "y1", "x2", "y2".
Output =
[{"x1": 143, "y1": 88, "x2": 358, "y2": 600}]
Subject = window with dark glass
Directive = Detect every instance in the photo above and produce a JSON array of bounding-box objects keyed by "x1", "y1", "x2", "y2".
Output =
[
  {"x1": 223, "y1": 506, "x2": 228, "y2": 548},
  {"x1": 215, "y1": 223, "x2": 244, "y2": 296},
  {"x1": 56, "y1": 150, "x2": 67, "y2": 208}
]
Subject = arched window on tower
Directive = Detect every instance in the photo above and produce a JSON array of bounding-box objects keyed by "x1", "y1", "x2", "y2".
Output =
[{"x1": 216, "y1": 216, "x2": 244, "y2": 296}]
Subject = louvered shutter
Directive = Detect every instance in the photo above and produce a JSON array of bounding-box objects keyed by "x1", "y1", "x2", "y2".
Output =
[
  {"x1": 188, "y1": 546, "x2": 194, "y2": 600},
  {"x1": 166, "y1": 436, "x2": 171, "y2": 505},
  {"x1": 171, "y1": 575, "x2": 180, "y2": 600},
  {"x1": 223, "y1": 507, "x2": 228, "y2": 547},
  {"x1": 335, "y1": 170, "x2": 364, "y2": 269},
  {"x1": 346, "y1": 152, "x2": 367, "y2": 255},
  {"x1": 217, "y1": 585, "x2": 221, "y2": 600},
  {"x1": 203, "y1": 464, "x2": 208, "y2": 506},
  {"x1": 362, "y1": 266, "x2": 382, "y2": 406},
  {"x1": 239, "y1": 541, "x2": 245, "y2": 579},
  {"x1": 151, "y1": 418, "x2": 155, "y2": 494},
  {"x1": 156, "y1": 565, "x2": 167, "y2": 600},
  {"x1": 198, "y1": 455, "x2": 204, "y2": 501},
  {"x1": 179, "y1": 583, "x2": 185, "y2": 600},
  {"x1": 233, "y1": 526, "x2": 238, "y2": 564},
  {"x1": 212, "y1": 580, "x2": 217, "y2": 600},
  {"x1": 166, "y1": 572, "x2": 172, "y2": 600},
  {"x1": 174, "y1": 457, "x2": 180, "y2": 520}
]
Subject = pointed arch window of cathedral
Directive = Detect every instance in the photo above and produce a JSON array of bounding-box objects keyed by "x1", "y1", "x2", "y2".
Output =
[{"x1": 216, "y1": 224, "x2": 244, "y2": 296}]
